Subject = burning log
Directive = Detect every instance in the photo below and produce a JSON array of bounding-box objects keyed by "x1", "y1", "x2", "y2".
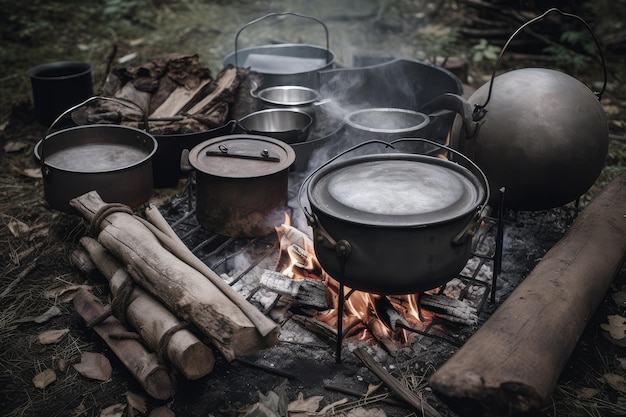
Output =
[
  {"x1": 260, "y1": 270, "x2": 328, "y2": 310},
  {"x1": 78, "y1": 236, "x2": 216, "y2": 380},
  {"x1": 419, "y1": 293, "x2": 478, "y2": 326},
  {"x1": 73, "y1": 289, "x2": 176, "y2": 400},
  {"x1": 70, "y1": 191, "x2": 280, "y2": 362},
  {"x1": 429, "y1": 172, "x2": 626, "y2": 415}
]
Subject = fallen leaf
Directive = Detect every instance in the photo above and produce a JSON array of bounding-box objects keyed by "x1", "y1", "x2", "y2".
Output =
[
  {"x1": 73, "y1": 352, "x2": 112, "y2": 381},
  {"x1": 345, "y1": 407, "x2": 386, "y2": 417},
  {"x1": 34, "y1": 306, "x2": 62, "y2": 323},
  {"x1": 576, "y1": 387, "x2": 600, "y2": 399},
  {"x1": 3, "y1": 140, "x2": 29, "y2": 153},
  {"x1": 126, "y1": 391, "x2": 147, "y2": 414},
  {"x1": 288, "y1": 392, "x2": 323, "y2": 413},
  {"x1": 38, "y1": 328, "x2": 70, "y2": 344},
  {"x1": 613, "y1": 291, "x2": 626, "y2": 307},
  {"x1": 600, "y1": 315, "x2": 626, "y2": 340},
  {"x1": 319, "y1": 398, "x2": 348, "y2": 414},
  {"x1": 99, "y1": 403, "x2": 126, "y2": 417},
  {"x1": 7, "y1": 219, "x2": 30, "y2": 237},
  {"x1": 19, "y1": 167, "x2": 43, "y2": 179},
  {"x1": 604, "y1": 373, "x2": 626, "y2": 394},
  {"x1": 43, "y1": 284, "x2": 92, "y2": 302},
  {"x1": 32, "y1": 368, "x2": 56, "y2": 389},
  {"x1": 366, "y1": 382, "x2": 383, "y2": 396},
  {"x1": 70, "y1": 400, "x2": 87, "y2": 417},
  {"x1": 618, "y1": 357, "x2": 626, "y2": 369},
  {"x1": 149, "y1": 405, "x2": 175, "y2": 417},
  {"x1": 58, "y1": 358, "x2": 68, "y2": 372}
]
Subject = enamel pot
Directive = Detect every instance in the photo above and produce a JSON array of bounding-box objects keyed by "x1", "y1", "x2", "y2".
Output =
[
  {"x1": 188, "y1": 134, "x2": 296, "y2": 238},
  {"x1": 299, "y1": 139, "x2": 489, "y2": 295},
  {"x1": 422, "y1": 9, "x2": 609, "y2": 210}
]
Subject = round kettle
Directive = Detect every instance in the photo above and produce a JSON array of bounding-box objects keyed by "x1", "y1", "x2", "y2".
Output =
[{"x1": 423, "y1": 9, "x2": 609, "y2": 211}]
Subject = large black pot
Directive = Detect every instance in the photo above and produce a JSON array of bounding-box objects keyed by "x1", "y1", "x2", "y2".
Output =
[{"x1": 300, "y1": 139, "x2": 489, "y2": 295}]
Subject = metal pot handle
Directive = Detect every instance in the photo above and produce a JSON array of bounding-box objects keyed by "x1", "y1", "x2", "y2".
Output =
[
  {"x1": 390, "y1": 138, "x2": 491, "y2": 245},
  {"x1": 234, "y1": 12, "x2": 331, "y2": 67},
  {"x1": 40, "y1": 96, "x2": 148, "y2": 169},
  {"x1": 476, "y1": 7, "x2": 607, "y2": 116}
]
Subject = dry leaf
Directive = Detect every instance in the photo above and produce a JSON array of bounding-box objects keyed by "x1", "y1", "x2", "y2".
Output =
[
  {"x1": 345, "y1": 407, "x2": 386, "y2": 417},
  {"x1": 366, "y1": 382, "x2": 383, "y2": 396},
  {"x1": 3, "y1": 140, "x2": 29, "y2": 153},
  {"x1": 604, "y1": 373, "x2": 626, "y2": 394},
  {"x1": 99, "y1": 403, "x2": 126, "y2": 417},
  {"x1": 288, "y1": 392, "x2": 323, "y2": 413},
  {"x1": 613, "y1": 292, "x2": 626, "y2": 307},
  {"x1": 43, "y1": 284, "x2": 92, "y2": 302},
  {"x1": 576, "y1": 387, "x2": 600, "y2": 399},
  {"x1": 32, "y1": 368, "x2": 56, "y2": 389},
  {"x1": 319, "y1": 398, "x2": 348, "y2": 414},
  {"x1": 58, "y1": 358, "x2": 68, "y2": 372},
  {"x1": 19, "y1": 167, "x2": 43, "y2": 179},
  {"x1": 70, "y1": 400, "x2": 87, "y2": 417},
  {"x1": 34, "y1": 306, "x2": 62, "y2": 323},
  {"x1": 38, "y1": 328, "x2": 70, "y2": 344},
  {"x1": 73, "y1": 352, "x2": 112, "y2": 381},
  {"x1": 600, "y1": 315, "x2": 626, "y2": 340},
  {"x1": 618, "y1": 357, "x2": 626, "y2": 369},
  {"x1": 126, "y1": 391, "x2": 147, "y2": 414},
  {"x1": 149, "y1": 405, "x2": 175, "y2": 417},
  {"x1": 7, "y1": 219, "x2": 30, "y2": 237}
]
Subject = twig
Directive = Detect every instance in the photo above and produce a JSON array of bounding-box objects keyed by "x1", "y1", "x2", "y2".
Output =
[
  {"x1": 353, "y1": 347, "x2": 442, "y2": 417},
  {"x1": 0, "y1": 263, "x2": 37, "y2": 299}
]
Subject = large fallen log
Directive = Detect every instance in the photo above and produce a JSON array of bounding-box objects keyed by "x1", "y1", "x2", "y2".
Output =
[
  {"x1": 73, "y1": 289, "x2": 175, "y2": 400},
  {"x1": 429, "y1": 172, "x2": 626, "y2": 415},
  {"x1": 79, "y1": 236, "x2": 216, "y2": 380},
  {"x1": 70, "y1": 191, "x2": 280, "y2": 362}
]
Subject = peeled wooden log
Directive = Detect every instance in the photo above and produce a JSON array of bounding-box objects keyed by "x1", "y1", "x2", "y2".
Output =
[
  {"x1": 73, "y1": 289, "x2": 175, "y2": 400},
  {"x1": 79, "y1": 236, "x2": 215, "y2": 380},
  {"x1": 70, "y1": 191, "x2": 280, "y2": 362},
  {"x1": 429, "y1": 173, "x2": 626, "y2": 415}
]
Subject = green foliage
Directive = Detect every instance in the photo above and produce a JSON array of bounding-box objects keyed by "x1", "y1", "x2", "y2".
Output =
[{"x1": 470, "y1": 39, "x2": 501, "y2": 63}]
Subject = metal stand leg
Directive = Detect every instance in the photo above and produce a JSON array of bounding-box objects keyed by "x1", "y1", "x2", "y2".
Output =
[
  {"x1": 336, "y1": 281, "x2": 345, "y2": 363},
  {"x1": 490, "y1": 187, "x2": 505, "y2": 304}
]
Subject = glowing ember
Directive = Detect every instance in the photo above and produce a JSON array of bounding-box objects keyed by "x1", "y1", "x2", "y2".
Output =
[{"x1": 275, "y1": 219, "x2": 437, "y2": 346}]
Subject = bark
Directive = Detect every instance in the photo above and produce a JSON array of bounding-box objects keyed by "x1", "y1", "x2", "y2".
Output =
[{"x1": 429, "y1": 172, "x2": 626, "y2": 415}]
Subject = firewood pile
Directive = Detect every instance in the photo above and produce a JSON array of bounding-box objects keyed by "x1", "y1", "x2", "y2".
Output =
[
  {"x1": 67, "y1": 190, "x2": 281, "y2": 400},
  {"x1": 71, "y1": 54, "x2": 259, "y2": 135}
]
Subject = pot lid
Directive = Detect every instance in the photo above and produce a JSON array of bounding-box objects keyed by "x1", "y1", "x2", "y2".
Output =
[
  {"x1": 307, "y1": 154, "x2": 484, "y2": 227},
  {"x1": 189, "y1": 134, "x2": 295, "y2": 178}
]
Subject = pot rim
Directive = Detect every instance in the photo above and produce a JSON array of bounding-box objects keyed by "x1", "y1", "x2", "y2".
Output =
[
  {"x1": 34, "y1": 124, "x2": 158, "y2": 174},
  {"x1": 257, "y1": 85, "x2": 322, "y2": 106},
  {"x1": 344, "y1": 107, "x2": 430, "y2": 134},
  {"x1": 307, "y1": 152, "x2": 485, "y2": 228},
  {"x1": 238, "y1": 108, "x2": 313, "y2": 135},
  {"x1": 27, "y1": 61, "x2": 92, "y2": 80}
]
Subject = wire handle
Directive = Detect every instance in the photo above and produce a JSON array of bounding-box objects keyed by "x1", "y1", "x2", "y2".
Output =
[
  {"x1": 234, "y1": 12, "x2": 331, "y2": 67},
  {"x1": 474, "y1": 7, "x2": 607, "y2": 120}
]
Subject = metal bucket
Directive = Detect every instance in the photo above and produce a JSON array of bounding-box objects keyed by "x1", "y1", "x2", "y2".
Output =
[{"x1": 27, "y1": 61, "x2": 93, "y2": 126}]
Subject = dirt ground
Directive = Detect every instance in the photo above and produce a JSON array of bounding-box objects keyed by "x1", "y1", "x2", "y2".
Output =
[{"x1": 1, "y1": 1, "x2": 626, "y2": 417}]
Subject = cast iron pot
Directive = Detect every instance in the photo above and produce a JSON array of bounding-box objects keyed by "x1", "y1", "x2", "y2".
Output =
[
  {"x1": 299, "y1": 139, "x2": 489, "y2": 295},
  {"x1": 35, "y1": 97, "x2": 157, "y2": 213},
  {"x1": 223, "y1": 12, "x2": 335, "y2": 88},
  {"x1": 422, "y1": 9, "x2": 609, "y2": 210},
  {"x1": 188, "y1": 134, "x2": 296, "y2": 238}
]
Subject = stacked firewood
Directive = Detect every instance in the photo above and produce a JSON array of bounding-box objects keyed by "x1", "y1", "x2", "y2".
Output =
[
  {"x1": 68, "y1": 191, "x2": 280, "y2": 400},
  {"x1": 72, "y1": 54, "x2": 260, "y2": 135}
]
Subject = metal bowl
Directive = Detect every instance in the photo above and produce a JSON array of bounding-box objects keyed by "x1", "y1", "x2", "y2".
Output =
[{"x1": 237, "y1": 109, "x2": 313, "y2": 144}]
